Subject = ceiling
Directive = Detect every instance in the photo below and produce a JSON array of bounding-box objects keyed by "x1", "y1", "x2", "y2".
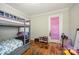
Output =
[{"x1": 7, "y1": 3, "x2": 74, "y2": 16}]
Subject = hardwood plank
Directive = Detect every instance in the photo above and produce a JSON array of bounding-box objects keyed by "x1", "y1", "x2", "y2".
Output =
[{"x1": 22, "y1": 42, "x2": 62, "y2": 55}]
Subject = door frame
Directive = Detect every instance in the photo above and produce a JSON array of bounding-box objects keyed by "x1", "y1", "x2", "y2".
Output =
[{"x1": 48, "y1": 13, "x2": 63, "y2": 43}]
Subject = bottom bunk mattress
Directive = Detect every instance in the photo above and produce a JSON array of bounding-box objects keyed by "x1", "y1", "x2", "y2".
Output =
[{"x1": 0, "y1": 39, "x2": 23, "y2": 55}]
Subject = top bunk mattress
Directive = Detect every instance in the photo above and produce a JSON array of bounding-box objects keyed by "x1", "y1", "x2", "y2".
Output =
[{"x1": 0, "y1": 39, "x2": 23, "y2": 55}]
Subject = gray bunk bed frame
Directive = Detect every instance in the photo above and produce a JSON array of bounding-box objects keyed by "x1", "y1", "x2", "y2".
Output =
[{"x1": 0, "y1": 18, "x2": 30, "y2": 55}]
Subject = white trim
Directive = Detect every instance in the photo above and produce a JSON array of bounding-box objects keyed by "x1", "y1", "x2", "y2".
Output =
[{"x1": 48, "y1": 13, "x2": 63, "y2": 43}]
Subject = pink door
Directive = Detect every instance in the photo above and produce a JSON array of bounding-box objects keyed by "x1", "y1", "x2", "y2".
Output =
[{"x1": 50, "y1": 16, "x2": 59, "y2": 40}]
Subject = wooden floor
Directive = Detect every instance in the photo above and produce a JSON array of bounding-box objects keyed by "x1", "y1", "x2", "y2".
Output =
[{"x1": 22, "y1": 41, "x2": 62, "y2": 55}]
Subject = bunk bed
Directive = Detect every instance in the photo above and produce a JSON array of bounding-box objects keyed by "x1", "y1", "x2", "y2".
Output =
[{"x1": 0, "y1": 10, "x2": 30, "y2": 55}]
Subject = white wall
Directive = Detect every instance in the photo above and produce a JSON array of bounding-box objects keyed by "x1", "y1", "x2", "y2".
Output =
[
  {"x1": 30, "y1": 8, "x2": 70, "y2": 43},
  {"x1": 0, "y1": 27, "x2": 18, "y2": 41},
  {"x1": 70, "y1": 4, "x2": 79, "y2": 44}
]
